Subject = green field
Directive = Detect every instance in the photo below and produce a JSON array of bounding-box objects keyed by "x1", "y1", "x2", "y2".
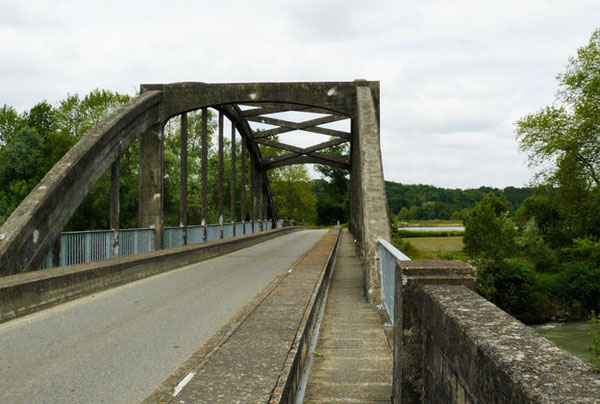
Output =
[
  {"x1": 403, "y1": 236, "x2": 464, "y2": 251},
  {"x1": 398, "y1": 219, "x2": 463, "y2": 227},
  {"x1": 398, "y1": 236, "x2": 468, "y2": 260}
]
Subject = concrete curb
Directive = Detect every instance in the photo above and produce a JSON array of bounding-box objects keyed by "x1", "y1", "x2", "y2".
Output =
[
  {"x1": 269, "y1": 227, "x2": 342, "y2": 404},
  {"x1": 0, "y1": 226, "x2": 302, "y2": 324}
]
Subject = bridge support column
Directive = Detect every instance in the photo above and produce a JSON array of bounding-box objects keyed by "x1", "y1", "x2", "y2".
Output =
[
  {"x1": 250, "y1": 159, "x2": 256, "y2": 232},
  {"x1": 180, "y1": 113, "x2": 188, "y2": 245},
  {"x1": 351, "y1": 82, "x2": 391, "y2": 303},
  {"x1": 252, "y1": 164, "x2": 263, "y2": 231},
  {"x1": 230, "y1": 125, "x2": 236, "y2": 236},
  {"x1": 218, "y1": 112, "x2": 224, "y2": 239},
  {"x1": 139, "y1": 122, "x2": 164, "y2": 250},
  {"x1": 110, "y1": 159, "x2": 120, "y2": 257},
  {"x1": 241, "y1": 137, "x2": 247, "y2": 234},
  {"x1": 201, "y1": 107, "x2": 208, "y2": 241}
]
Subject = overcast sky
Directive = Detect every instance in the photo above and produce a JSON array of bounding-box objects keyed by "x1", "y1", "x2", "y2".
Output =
[{"x1": 1, "y1": 0, "x2": 599, "y2": 189}]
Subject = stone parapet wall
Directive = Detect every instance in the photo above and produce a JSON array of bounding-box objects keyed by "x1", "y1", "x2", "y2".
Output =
[{"x1": 393, "y1": 260, "x2": 600, "y2": 403}]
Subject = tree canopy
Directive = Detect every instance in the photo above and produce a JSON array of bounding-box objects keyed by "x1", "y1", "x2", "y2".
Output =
[{"x1": 517, "y1": 29, "x2": 600, "y2": 187}]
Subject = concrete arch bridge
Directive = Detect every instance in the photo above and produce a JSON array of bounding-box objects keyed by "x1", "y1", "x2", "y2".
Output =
[{"x1": 0, "y1": 80, "x2": 390, "y2": 301}]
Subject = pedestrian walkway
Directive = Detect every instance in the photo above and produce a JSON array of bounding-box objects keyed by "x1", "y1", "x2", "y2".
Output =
[{"x1": 303, "y1": 229, "x2": 393, "y2": 403}]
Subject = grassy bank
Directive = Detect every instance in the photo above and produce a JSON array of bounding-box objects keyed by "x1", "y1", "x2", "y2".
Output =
[
  {"x1": 393, "y1": 236, "x2": 468, "y2": 260},
  {"x1": 398, "y1": 219, "x2": 463, "y2": 227}
]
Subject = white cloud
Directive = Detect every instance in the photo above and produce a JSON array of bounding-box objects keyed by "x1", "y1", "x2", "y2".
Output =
[{"x1": 1, "y1": 0, "x2": 599, "y2": 188}]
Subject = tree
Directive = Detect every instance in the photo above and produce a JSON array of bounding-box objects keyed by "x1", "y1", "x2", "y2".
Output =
[
  {"x1": 516, "y1": 29, "x2": 600, "y2": 187},
  {"x1": 0, "y1": 128, "x2": 46, "y2": 223},
  {"x1": 0, "y1": 105, "x2": 24, "y2": 145},
  {"x1": 314, "y1": 144, "x2": 349, "y2": 224},
  {"x1": 516, "y1": 29, "x2": 600, "y2": 243},
  {"x1": 463, "y1": 193, "x2": 516, "y2": 261},
  {"x1": 269, "y1": 165, "x2": 317, "y2": 223}
]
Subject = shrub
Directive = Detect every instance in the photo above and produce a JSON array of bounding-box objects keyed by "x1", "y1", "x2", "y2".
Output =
[
  {"x1": 391, "y1": 237, "x2": 419, "y2": 259},
  {"x1": 477, "y1": 258, "x2": 549, "y2": 323}
]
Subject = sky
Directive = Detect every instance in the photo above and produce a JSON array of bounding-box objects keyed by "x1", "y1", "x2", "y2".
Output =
[{"x1": 1, "y1": 0, "x2": 599, "y2": 189}]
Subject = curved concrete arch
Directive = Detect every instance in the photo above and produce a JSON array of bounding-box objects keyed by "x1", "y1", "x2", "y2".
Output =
[
  {"x1": 140, "y1": 82, "x2": 361, "y2": 122},
  {"x1": 0, "y1": 91, "x2": 162, "y2": 274}
]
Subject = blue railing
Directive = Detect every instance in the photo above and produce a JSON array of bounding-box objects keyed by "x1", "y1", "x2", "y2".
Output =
[
  {"x1": 40, "y1": 219, "x2": 287, "y2": 270},
  {"x1": 377, "y1": 238, "x2": 411, "y2": 324}
]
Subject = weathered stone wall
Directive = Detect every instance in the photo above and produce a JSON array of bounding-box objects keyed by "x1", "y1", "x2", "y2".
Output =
[{"x1": 393, "y1": 260, "x2": 600, "y2": 403}]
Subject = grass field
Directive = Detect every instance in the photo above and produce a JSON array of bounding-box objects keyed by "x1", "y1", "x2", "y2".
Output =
[
  {"x1": 398, "y1": 219, "x2": 463, "y2": 227},
  {"x1": 399, "y1": 236, "x2": 469, "y2": 260},
  {"x1": 403, "y1": 236, "x2": 464, "y2": 251}
]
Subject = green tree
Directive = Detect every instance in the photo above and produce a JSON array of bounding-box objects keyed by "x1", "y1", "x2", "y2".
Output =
[
  {"x1": 516, "y1": 29, "x2": 600, "y2": 187},
  {"x1": 0, "y1": 105, "x2": 24, "y2": 145},
  {"x1": 463, "y1": 193, "x2": 516, "y2": 261},
  {"x1": 0, "y1": 128, "x2": 46, "y2": 223},
  {"x1": 270, "y1": 165, "x2": 317, "y2": 224}
]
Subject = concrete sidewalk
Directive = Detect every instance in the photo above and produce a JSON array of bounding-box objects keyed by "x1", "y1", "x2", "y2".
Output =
[{"x1": 303, "y1": 229, "x2": 393, "y2": 403}]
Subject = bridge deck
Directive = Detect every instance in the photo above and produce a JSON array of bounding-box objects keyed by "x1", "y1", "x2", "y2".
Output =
[
  {"x1": 303, "y1": 229, "x2": 393, "y2": 403},
  {"x1": 145, "y1": 228, "x2": 339, "y2": 403},
  {"x1": 0, "y1": 229, "x2": 326, "y2": 404}
]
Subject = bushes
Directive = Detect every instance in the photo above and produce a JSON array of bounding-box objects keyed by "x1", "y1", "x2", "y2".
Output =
[
  {"x1": 465, "y1": 193, "x2": 600, "y2": 323},
  {"x1": 477, "y1": 258, "x2": 549, "y2": 323},
  {"x1": 391, "y1": 238, "x2": 419, "y2": 259}
]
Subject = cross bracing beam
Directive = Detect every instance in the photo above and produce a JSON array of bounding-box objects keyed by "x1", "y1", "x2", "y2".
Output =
[
  {"x1": 264, "y1": 151, "x2": 349, "y2": 167},
  {"x1": 255, "y1": 137, "x2": 348, "y2": 154},
  {"x1": 248, "y1": 114, "x2": 349, "y2": 139},
  {"x1": 263, "y1": 154, "x2": 350, "y2": 170},
  {"x1": 240, "y1": 103, "x2": 335, "y2": 117}
]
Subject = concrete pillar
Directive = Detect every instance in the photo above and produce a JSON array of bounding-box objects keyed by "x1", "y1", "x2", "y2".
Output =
[
  {"x1": 353, "y1": 82, "x2": 391, "y2": 303},
  {"x1": 241, "y1": 137, "x2": 246, "y2": 234},
  {"x1": 110, "y1": 159, "x2": 120, "y2": 257},
  {"x1": 258, "y1": 174, "x2": 264, "y2": 232},
  {"x1": 180, "y1": 113, "x2": 188, "y2": 245},
  {"x1": 218, "y1": 112, "x2": 224, "y2": 239},
  {"x1": 250, "y1": 157, "x2": 255, "y2": 232},
  {"x1": 201, "y1": 107, "x2": 208, "y2": 241},
  {"x1": 230, "y1": 124, "x2": 236, "y2": 236},
  {"x1": 262, "y1": 187, "x2": 268, "y2": 230},
  {"x1": 392, "y1": 260, "x2": 476, "y2": 403},
  {"x1": 139, "y1": 123, "x2": 164, "y2": 250},
  {"x1": 52, "y1": 237, "x2": 61, "y2": 268}
]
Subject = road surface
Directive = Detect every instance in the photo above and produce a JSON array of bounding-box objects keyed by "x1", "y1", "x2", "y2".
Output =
[{"x1": 0, "y1": 229, "x2": 326, "y2": 404}]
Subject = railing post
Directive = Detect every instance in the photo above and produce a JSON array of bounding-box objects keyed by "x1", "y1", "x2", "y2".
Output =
[{"x1": 84, "y1": 232, "x2": 91, "y2": 263}]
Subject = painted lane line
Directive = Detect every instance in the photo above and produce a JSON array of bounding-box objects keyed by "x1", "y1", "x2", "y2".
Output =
[{"x1": 173, "y1": 372, "x2": 196, "y2": 397}]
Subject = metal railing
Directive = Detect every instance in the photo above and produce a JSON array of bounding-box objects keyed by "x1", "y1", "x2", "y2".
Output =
[
  {"x1": 40, "y1": 219, "x2": 287, "y2": 270},
  {"x1": 377, "y1": 238, "x2": 411, "y2": 324}
]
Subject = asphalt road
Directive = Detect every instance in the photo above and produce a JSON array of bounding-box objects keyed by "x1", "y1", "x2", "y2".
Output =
[{"x1": 0, "y1": 229, "x2": 326, "y2": 404}]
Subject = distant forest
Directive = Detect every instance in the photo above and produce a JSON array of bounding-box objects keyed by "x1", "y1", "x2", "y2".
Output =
[{"x1": 385, "y1": 181, "x2": 533, "y2": 221}]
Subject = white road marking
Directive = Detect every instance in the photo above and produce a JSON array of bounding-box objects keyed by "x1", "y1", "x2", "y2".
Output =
[{"x1": 173, "y1": 372, "x2": 196, "y2": 396}]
